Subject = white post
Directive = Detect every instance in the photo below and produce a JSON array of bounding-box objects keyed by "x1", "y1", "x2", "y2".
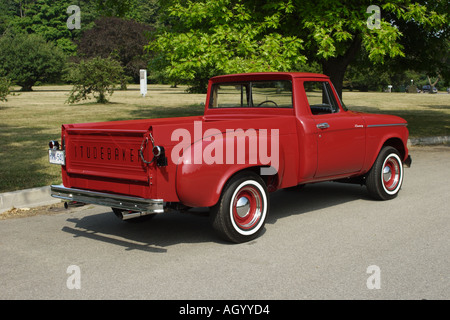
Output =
[{"x1": 140, "y1": 69, "x2": 147, "y2": 97}]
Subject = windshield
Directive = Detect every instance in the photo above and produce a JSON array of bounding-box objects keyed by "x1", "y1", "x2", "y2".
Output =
[{"x1": 209, "y1": 80, "x2": 293, "y2": 109}]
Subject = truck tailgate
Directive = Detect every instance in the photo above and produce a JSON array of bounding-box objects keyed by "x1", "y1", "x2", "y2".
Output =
[
  {"x1": 65, "y1": 127, "x2": 148, "y2": 181},
  {"x1": 62, "y1": 124, "x2": 153, "y2": 198}
]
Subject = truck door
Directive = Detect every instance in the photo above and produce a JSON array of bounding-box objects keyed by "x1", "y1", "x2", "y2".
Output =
[{"x1": 303, "y1": 81, "x2": 365, "y2": 178}]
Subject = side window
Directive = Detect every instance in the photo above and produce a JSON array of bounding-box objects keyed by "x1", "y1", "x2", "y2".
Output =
[{"x1": 304, "y1": 81, "x2": 339, "y2": 115}]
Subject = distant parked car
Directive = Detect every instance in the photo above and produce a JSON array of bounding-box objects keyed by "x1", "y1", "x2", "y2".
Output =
[{"x1": 422, "y1": 85, "x2": 437, "y2": 93}]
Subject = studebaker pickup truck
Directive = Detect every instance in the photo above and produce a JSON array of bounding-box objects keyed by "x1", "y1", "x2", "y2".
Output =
[{"x1": 49, "y1": 72, "x2": 411, "y2": 243}]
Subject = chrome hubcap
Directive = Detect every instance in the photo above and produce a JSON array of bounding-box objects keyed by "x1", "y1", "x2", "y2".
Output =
[
  {"x1": 232, "y1": 184, "x2": 264, "y2": 231},
  {"x1": 236, "y1": 196, "x2": 250, "y2": 218},
  {"x1": 383, "y1": 165, "x2": 392, "y2": 182},
  {"x1": 382, "y1": 156, "x2": 401, "y2": 191}
]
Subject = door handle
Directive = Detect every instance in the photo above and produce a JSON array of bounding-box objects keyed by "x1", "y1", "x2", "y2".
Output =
[{"x1": 317, "y1": 123, "x2": 330, "y2": 129}]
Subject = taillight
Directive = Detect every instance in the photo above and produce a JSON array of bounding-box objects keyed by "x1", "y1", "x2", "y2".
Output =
[
  {"x1": 49, "y1": 140, "x2": 60, "y2": 150},
  {"x1": 152, "y1": 146, "x2": 163, "y2": 157},
  {"x1": 153, "y1": 146, "x2": 167, "y2": 167}
]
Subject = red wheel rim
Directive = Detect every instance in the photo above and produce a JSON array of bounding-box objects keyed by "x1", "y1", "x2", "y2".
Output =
[
  {"x1": 382, "y1": 155, "x2": 401, "y2": 191},
  {"x1": 231, "y1": 185, "x2": 263, "y2": 231}
]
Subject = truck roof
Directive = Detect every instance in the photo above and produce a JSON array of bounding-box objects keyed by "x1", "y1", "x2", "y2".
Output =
[{"x1": 210, "y1": 72, "x2": 329, "y2": 82}]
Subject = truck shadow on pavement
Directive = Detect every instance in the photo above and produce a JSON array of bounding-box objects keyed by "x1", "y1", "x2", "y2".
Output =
[
  {"x1": 61, "y1": 210, "x2": 214, "y2": 253},
  {"x1": 267, "y1": 182, "x2": 369, "y2": 225},
  {"x1": 61, "y1": 182, "x2": 370, "y2": 251}
]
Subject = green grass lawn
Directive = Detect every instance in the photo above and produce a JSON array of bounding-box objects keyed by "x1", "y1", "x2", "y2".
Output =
[
  {"x1": 343, "y1": 91, "x2": 450, "y2": 138},
  {"x1": 0, "y1": 84, "x2": 206, "y2": 192},
  {"x1": 0, "y1": 85, "x2": 448, "y2": 193}
]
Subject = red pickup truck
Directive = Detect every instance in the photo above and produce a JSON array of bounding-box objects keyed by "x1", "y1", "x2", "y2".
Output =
[{"x1": 49, "y1": 72, "x2": 411, "y2": 243}]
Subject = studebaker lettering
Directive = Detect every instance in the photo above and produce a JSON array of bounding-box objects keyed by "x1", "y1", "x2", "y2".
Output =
[
  {"x1": 73, "y1": 145, "x2": 140, "y2": 163},
  {"x1": 49, "y1": 72, "x2": 411, "y2": 243}
]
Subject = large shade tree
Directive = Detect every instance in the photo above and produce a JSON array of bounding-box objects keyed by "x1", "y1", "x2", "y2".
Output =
[
  {"x1": 94, "y1": 0, "x2": 161, "y2": 26},
  {"x1": 77, "y1": 16, "x2": 154, "y2": 82},
  {"x1": 3, "y1": 0, "x2": 99, "y2": 55},
  {"x1": 0, "y1": 33, "x2": 66, "y2": 91},
  {"x1": 149, "y1": 0, "x2": 448, "y2": 96}
]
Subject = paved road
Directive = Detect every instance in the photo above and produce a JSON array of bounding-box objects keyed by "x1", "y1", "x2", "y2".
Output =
[{"x1": 0, "y1": 146, "x2": 448, "y2": 300}]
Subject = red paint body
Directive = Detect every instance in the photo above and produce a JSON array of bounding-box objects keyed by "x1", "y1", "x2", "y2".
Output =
[{"x1": 58, "y1": 73, "x2": 410, "y2": 208}]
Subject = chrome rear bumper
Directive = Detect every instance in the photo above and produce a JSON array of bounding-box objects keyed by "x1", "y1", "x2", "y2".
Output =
[{"x1": 50, "y1": 185, "x2": 164, "y2": 214}]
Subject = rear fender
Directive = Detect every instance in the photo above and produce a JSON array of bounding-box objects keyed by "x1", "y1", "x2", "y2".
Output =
[{"x1": 174, "y1": 130, "x2": 283, "y2": 208}]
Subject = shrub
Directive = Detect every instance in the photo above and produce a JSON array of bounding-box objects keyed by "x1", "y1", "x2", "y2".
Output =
[
  {"x1": 66, "y1": 57, "x2": 125, "y2": 104},
  {"x1": 0, "y1": 77, "x2": 11, "y2": 102}
]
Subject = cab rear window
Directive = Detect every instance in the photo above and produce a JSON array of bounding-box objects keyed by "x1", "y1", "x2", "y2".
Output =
[{"x1": 209, "y1": 81, "x2": 293, "y2": 109}]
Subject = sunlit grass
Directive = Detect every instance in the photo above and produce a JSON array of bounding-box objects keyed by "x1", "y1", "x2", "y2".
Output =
[
  {"x1": 0, "y1": 84, "x2": 205, "y2": 192},
  {"x1": 343, "y1": 91, "x2": 449, "y2": 137}
]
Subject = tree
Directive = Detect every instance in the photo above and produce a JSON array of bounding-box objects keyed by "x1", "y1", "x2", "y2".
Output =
[
  {"x1": 94, "y1": 0, "x2": 161, "y2": 27},
  {"x1": 94, "y1": 0, "x2": 135, "y2": 17},
  {"x1": 150, "y1": 0, "x2": 448, "y2": 97},
  {"x1": 349, "y1": 1, "x2": 450, "y2": 93},
  {"x1": 148, "y1": 0, "x2": 305, "y2": 92},
  {"x1": 0, "y1": 77, "x2": 11, "y2": 102},
  {"x1": 66, "y1": 57, "x2": 125, "y2": 104},
  {"x1": 77, "y1": 16, "x2": 154, "y2": 82},
  {"x1": 4, "y1": 0, "x2": 100, "y2": 55},
  {"x1": 0, "y1": 32, "x2": 66, "y2": 91},
  {"x1": 8, "y1": 0, "x2": 77, "y2": 53},
  {"x1": 383, "y1": 2, "x2": 449, "y2": 81},
  {"x1": 0, "y1": 0, "x2": 17, "y2": 34}
]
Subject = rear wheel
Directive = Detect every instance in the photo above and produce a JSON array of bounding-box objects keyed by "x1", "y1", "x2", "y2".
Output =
[
  {"x1": 366, "y1": 146, "x2": 404, "y2": 200},
  {"x1": 210, "y1": 172, "x2": 269, "y2": 243}
]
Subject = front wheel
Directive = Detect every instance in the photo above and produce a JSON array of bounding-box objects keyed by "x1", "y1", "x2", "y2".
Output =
[
  {"x1": 210, "y1": 172, "x2": 269, "y2": 243},
  {"x1": 366, "y1": 146, "x2": 404, "y2": 200}
]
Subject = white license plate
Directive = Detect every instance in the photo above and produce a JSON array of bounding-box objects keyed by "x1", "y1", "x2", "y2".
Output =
[{"x1": 49, "y1": 149, "x2": 65, "y2": 165}]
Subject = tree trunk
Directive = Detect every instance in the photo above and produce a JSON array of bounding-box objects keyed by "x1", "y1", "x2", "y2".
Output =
[
  {"x1": 322, "y1": 59, "x2": 347, "y2": 100},
  {"x1": 321, "y1": 35, "x2": 362, "y2": 100},
  {"x1": 20, "y1": 85, "x2": 33, "y2": 92},
  {"x1": 427, "y1": 75, "x2": 440, "y2": 94}
]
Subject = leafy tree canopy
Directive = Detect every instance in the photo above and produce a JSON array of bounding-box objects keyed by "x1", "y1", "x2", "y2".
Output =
[
  {"x1": 149, "y1": 0, "x2": 448, "y2": 95},
  {"x1": 77, "y1": 16, "x2": 154, "y2": 82},
  {"x1": 4, "y1": 0, "x2": 99, "y2": 55},
  {"x1": 148, "y1": 0, "x2": 306, "y2": 92},
  {"x1": 95, "y1": 0, "x2": 161, "y2": 27}
]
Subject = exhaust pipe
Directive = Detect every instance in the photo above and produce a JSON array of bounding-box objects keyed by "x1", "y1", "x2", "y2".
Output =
[
  {"x1": 112, "y1": 207, "x2": 154, "y2": 221},
  {"x1": 121, "y1": 211, "x2": 156, "y2": 220},
  {"x1": 64, "y1": 201, "x2": 85, "y2": 209},
  {"x1": 121, "y1": 211, "x2": 144, "y2": 220}
]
